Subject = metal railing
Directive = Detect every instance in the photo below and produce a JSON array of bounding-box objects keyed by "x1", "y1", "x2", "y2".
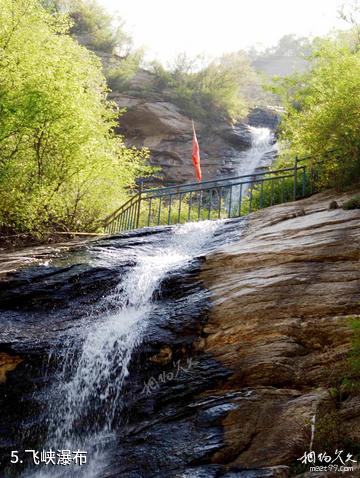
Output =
[{"x1": 103, "y1": 156, "x2": 318, "y2": 234}]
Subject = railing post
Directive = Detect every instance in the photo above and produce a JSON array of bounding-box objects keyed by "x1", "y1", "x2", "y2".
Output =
[
  {"x1": 177, "y1": 192, "x2": 182, "y2": 223},
  {"x1": 197, "y1": 190, "x2": 202, "y2": 221},
  {"x1": 302, "y1": 166, "x2": 306, "y2": 197},
  {"x1": 310, "y1": 160, "x2": 314, "y2": 195},
  {"x1": 293, "y1": 156, "x2": 298, "y2": 201},
  {"x1": 135, "y1": 181, "x2": 143, "y2": 229},
  {"x1": 168, "y1": 194, "x2": 172, "y2": 225},
  {"x1": 249, "y1": 176, "x2": 255, "y2": 213},
  {"x1": 228, "y1": 185, "x2": 233, "y2": 218},
  {"x1": 238, "y1": 183, "x2": 243, "y2": 216}
]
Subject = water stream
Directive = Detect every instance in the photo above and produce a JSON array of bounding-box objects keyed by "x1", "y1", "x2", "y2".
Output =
[
  {"x1": 22, "y1": 126, "x2": 276, "y2": 478},
  {"x1": 25, "y1": 221, "x2": 220, "y2": 478},
  {"x1": 235, "y1": 126, "x2": 277, "y2": 179},
  {"x1": 224, "y1": 126, "x2": 277, "y2": 211}
]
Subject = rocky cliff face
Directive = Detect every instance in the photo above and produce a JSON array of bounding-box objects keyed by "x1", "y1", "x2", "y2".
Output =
[
  {"x1": 1, "y1": 190, "x2": 359, "y2": 477},
  {"x1": 110, "y1": 70, "x2": 243, "y2": 185},
  {"x1": 69, "y1": 41, "x2": 280, "y2": 187},
  {"x1": 113, "y1": 96, "x2": 247, "y2": 184},
  {"x1": 108, "y1": 69, "x2": 277, "y2": 185},
  {"x1": 199, "y1": 190, "x2": 360, "y2": 473}
]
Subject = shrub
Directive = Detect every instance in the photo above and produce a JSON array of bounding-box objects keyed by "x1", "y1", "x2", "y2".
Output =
[
  {"x1": 150, "y1": 52, "x2": 256, "y2": 122},
  {"x1": 68, "y1": 0, "x2": 131, "y2": 53},
  {"x1": 106, "y1": 51, "x2": 144, "y2": 92},
  {"x1": 343, "y1": 195, "x2": 360, "y2": 210},
  {"x1": 274, "y1": 40, "x2": 360, "y2": 190}
]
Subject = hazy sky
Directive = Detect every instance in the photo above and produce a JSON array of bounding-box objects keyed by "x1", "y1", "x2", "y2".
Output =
[{"x1": 100, "y1": 0, "x2": 347, "y2": 62}]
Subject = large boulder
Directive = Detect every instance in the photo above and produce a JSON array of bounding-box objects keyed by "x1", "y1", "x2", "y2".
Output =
[{"x1": 247, "y1": 106, "x2": 282, "y2": 129}]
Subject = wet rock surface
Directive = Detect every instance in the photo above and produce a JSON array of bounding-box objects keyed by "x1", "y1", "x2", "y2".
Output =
[
  {"x1": 199, "y1": 189, "x2": 360, "y2": 475},
  {"x1": 1, "y1": 191, "x2": 360, "y2": 477},
  {"x1": 246, "y1": 107, "x2": 281, "y2": 130},
  {"x1": 0, "y1": 221, "x2": 243, "y2": 477}
]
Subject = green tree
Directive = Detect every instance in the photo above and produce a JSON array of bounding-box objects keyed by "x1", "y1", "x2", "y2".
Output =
[
  {"x1": 274, "y1": 38, "x2": 360, "y2": 188},
  {"x1": 42, "y1": 0, "x2": 144, "y2": 92},
  {"x1": 151, "y1": 51, "x2": 256, "y2": 122},
  {"x1": 339, "y1": 1, "x2": 360, "y2": 51},
  {"x1": 0, "y1": 0, "x2": 148, "y2": 235},
  {"x1": 42, "y1": 0, "x2": 135, "y2": 54}
]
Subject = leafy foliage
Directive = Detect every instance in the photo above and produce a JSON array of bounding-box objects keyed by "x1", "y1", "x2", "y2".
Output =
[
  {"x1": 273, "y1": 37, "x2": 360, "y2": 189},
  {"x1": 46, "y1": 0, "x2": 144, "y2": 92},
  {"x1": 53, "y1": 0, "x2": 135, "y2": 54},
  {"x1": 0, "y1": 0, "x2": 148, "y2": 235},
  {"x1": 343, "y1": 195, "x2": 360, "y2": 209},
  {"x1": 106, "y1": 50, "x2": 144, "y2": 92},
  {"x1": 151, "y1": 52, "x2": 259, "y2": 122}
]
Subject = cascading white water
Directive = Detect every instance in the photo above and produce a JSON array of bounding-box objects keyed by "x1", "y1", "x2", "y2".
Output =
[
  {"x1": 236, "y1": 126, "x2": 277, "y2": 179},
  {"x1": 27, "y1": 220, "x2": 219, "y2": 478},
  {"x1": 24, "y1": 129, "x2": 276, "y2": 478},
  {"x1": 224, "y1": 126, "x2": 277, "y2": 212}
]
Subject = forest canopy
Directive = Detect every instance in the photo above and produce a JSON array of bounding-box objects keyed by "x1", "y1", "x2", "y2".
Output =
[{"x1": 0, "y1": 0, "x2": 148, "y2": 236}]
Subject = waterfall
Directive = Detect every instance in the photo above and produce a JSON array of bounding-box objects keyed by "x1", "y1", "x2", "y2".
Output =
[
  {"x1": 25, "y1": 220, "x2": 219, "y2": 478},
  {"x1": 22, "y1": 128, "x2": 277, "y2": 478},
  {"x1": 236, "y1": 126, "x2": 277, "y2": 179},
  {"x1": 224, "y1": 126, "x2": 277, "y2": 212}
]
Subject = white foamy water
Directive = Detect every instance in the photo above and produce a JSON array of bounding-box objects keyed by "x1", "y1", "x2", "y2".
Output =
[
  {"x1": 24, "y1": 128, "x2": 276, "y2": 478},
  {"x1": 224, "y1": 126, "x2": 277, "y2": 213},
  {"x1": 236, "y1": 126, "x2": 277, "y2": 179},
  {"x1": 26, "y1": 220, "x2": 219, "y2": 478}
]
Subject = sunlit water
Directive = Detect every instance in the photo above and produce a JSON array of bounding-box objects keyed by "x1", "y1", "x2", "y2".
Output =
[
  {"x1": 236, "y1": 125, "x2": 277, "y2": 179},
  {"x1": 25, "y1": 221, "x2": 219, "y2": 478},
  {"x1": 23, "y1": 128, "x2": 276, "y2": 478},
  {"x1": 224, "y1": 126, "x2": 277, "y2": 212}
]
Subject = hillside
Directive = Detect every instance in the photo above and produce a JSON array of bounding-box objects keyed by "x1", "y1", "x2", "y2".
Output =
[
  {"x1": 75, "y1": 31, "x2": 280, "y2": 186},
  {"x1": 102, "y1": 63, "x2": 279, "y2": 185}
]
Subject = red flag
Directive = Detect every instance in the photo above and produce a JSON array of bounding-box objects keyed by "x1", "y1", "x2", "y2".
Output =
[{"x1": 192, "y1": 121, "x2": 202, "y2": 182}]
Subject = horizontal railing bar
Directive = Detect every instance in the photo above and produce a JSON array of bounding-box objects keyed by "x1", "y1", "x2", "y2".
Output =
[
  {"x1": 142, "y1": 174, "x2": 296, "y2": 200},
  {"x1": 141, "y1": 165, "x2": 306, "y2": 195},
  {"x1": 143, "y1": 185, "x2": 222, "y2": 201}
]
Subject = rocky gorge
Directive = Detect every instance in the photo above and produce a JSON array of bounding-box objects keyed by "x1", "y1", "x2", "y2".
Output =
[
  {"x1": 0, "y1": 187, "x2": 359, "y2": 478},
  {"x1": 107, "y1": 68, "x2": 280, "y2": 185}
]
